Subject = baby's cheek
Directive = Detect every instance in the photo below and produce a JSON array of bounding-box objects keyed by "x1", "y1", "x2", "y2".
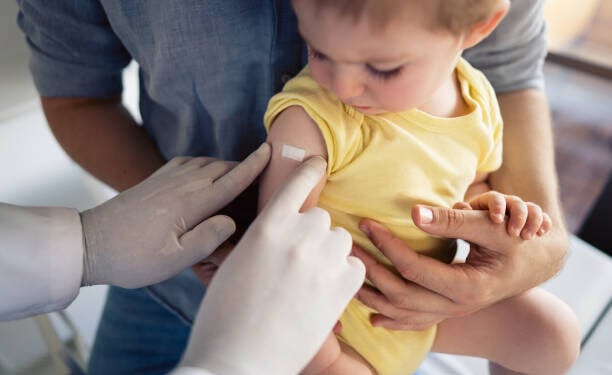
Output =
[{"x1": 309, "y1": 62, "x2": 331, "y2": 90}]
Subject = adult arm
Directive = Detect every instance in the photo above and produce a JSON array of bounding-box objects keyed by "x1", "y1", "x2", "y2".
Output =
[
  {"x1": 0, "y1": 145, "x2": 270, "y2": 320},
  {"x1": 42, "y1": 97, "x2": 165, "y2": 191},
  {"x1": 490, "y1": 89, "x2": 567, "y2": 279}
]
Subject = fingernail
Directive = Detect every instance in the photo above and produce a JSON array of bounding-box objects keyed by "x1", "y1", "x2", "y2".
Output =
[
  {"x1": 359, "y1": 223, "x2": 370, "y2": 236},
  {"x1": 419, "y1": 207, "x2": 433, "y2": 224}
]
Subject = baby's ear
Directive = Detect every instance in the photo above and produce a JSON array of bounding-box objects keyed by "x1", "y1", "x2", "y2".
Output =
[{"x1": 461, "y1": 0, "x2": 510, "y2": 49}]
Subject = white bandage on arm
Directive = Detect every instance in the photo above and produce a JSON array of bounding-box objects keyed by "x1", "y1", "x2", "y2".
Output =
[{"x1": 281, "y1": 144, "x2": 307, "y2": 162}]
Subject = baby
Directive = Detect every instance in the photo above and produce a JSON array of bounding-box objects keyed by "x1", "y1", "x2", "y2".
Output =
[{"x1": 259, "y1": 0, "x2": 580, "y2": 374}]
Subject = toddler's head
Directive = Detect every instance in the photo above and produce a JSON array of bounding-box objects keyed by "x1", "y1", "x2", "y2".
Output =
[{"x1": 292, "y1": 0, "x2": 509, "y2": 114}]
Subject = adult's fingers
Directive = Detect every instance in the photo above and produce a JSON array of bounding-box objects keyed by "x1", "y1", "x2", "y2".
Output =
[
  {"x1": 354, "y1": 282, "x2": 451, "y2": 330},
  {"x1": 180, "y1": 215, "x2": 236, "y2": 261},
  {"x1": 174, "y1": 158, "x2": 236, "y2": 178},
  {"x1": 345, "y1": 256, "x2": 366, "y2": 287},
  {"x1": 357, "y1": 219, "x2": 473, "y2": 300},
  {"x1": 411, "y1": 205, "x2": 511, "y2": 250},
  {"x1": 212, "y1": 143, "x2": 271, "y2": 201},
  {"x1": 369, "y1": 313, "x2": 442, "y2": 332},
  {"x1": 176, "y1": 144, "x2": 270, "y2": 227},
  {"x1": 150, "y1": 156, "x2": 192, "y2": 177},
  {"x1": 351, "y1": 243, "x2": 455, "y2": 313},
  {"x1": 261, "y1": 156, "x2": 327, "y2": 222},
  {"x1": 334, "y1": 255, "x2": 366, "y2": 310}
]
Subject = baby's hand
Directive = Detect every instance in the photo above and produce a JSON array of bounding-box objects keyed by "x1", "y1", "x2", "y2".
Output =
[
  {"x1": 191, "y1": 240, "x2": 235, "y2": 286},
  {"x1": 454, "y1": 191, "x2": 552, "y2": 239}
]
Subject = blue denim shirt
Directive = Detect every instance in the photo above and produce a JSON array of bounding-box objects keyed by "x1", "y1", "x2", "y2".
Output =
[{"x1": 17, "y1": 0, "x2": 546, "y2": 323}]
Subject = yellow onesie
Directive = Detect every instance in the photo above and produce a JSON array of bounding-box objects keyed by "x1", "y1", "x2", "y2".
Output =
[{"x1": 264, "y1": 58, "x2": 503, "y2": 375}]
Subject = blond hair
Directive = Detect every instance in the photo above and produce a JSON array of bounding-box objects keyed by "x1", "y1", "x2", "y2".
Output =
[{"x1": 292, "y1": 0, "x2": 502, "y2": 33}]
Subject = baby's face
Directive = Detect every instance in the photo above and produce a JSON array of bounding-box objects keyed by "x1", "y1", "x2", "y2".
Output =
[{"x1": 294, "y1": 2, "x2": 466, "y2": 115}]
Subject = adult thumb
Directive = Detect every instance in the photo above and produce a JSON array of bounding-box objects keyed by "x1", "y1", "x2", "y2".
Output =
[
  {"x1": 180, "y1": 215, "x2": 236, "y2": 263},
  {"x1": 412, "y1": 205, "x2": 504, "y2": 249}
]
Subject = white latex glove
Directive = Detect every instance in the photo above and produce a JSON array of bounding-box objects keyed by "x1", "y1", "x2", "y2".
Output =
[
  {"x1": 178, "y1": 157, "x2": 365, "y2": 375},
  {"x1": 80, "y1": 143, "x2": 271, "y2": 288}
]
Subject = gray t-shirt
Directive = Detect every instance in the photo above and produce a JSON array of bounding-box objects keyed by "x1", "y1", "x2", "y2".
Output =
[
  {"x1": 464, "y1": 0, "x2": 547, "y2": 93},
  {"x1": 17, "y1": 0, "x2": 547, "y2": 321}
]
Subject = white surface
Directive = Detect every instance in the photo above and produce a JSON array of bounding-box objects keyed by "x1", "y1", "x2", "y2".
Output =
[
  {"x1": 570, "y1": 302, "x2": 612, "y2": 375},
  {"x1": 420, "y1": 237, "x2": 612, "y2": 374},
  {"x1": 0, "y1": 1, "x2": 38, "y2": 120}
]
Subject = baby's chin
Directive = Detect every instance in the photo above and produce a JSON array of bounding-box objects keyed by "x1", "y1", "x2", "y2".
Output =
[
  {"x1": 351, "y1": 105, "x2": 385, "y2": 115},
  {"x1": 349, "y1": 103, "x2": 410, "y2": 116}
]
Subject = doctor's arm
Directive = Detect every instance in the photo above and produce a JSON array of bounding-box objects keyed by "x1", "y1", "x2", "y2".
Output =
[{"x1": 0, "y1": 145, "x2": 270, "y2": 320}]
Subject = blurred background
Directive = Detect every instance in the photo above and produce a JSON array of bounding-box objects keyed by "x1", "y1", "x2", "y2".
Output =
[{"x1": 0, "y1": 0, "x2": 610, "y2": 374}]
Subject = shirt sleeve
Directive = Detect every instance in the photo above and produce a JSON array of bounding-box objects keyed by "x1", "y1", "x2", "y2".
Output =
[
  {"x1": 264, "y1": 69, "x2": 363, "y2": 174},
  {"x1": 463, "y1": 0, "x2": 548, "y2": 93},
  {"x1": 0, "y1": 204, "x2": 84, "y2": 321},
  {"x1": 17, "y1": 0, "x2": 132, "y2": 98}
]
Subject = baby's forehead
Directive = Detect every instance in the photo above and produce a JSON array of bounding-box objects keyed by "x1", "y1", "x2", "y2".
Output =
[
  {"x1": 294, "y1": 0, "x2": 440, "y2": 29},
  {"x1": 293, "y1": 0, "x2": 500, "y2": 35},
  {"x1": 297, "y1": 7, "x2": 455, "y2": 61}
]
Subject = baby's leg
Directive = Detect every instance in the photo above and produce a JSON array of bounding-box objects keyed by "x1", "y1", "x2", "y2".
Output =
[
  {"x1": 300, "y1": 332, "x2": 373, "y2": 375},
  {"x1": 432, "y1": 287, "x2": 580, "y2": 375}
]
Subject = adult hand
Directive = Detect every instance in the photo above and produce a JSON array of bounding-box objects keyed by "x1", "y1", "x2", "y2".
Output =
[
  {"x1": 79, "y1": 143, "x2": 271, "y2": 288},
  {"x1": 179, "y1": 157, "x2": 365, "y2": 375},
  {"x1": 352, "y1": 204, "x2": 566, "y2": 331}
]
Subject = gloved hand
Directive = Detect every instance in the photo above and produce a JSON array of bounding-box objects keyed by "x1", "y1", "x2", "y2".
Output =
[
  {"x1": 178, "y1": 157, "x2": 365, "y2": 375},
  {"x1": 80, "y1": 143, "x2": 271, "y2": 288}
]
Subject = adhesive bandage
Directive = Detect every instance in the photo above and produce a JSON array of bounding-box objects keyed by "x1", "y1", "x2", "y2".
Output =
[{"x1": 281, "y1": 144, "x2": 307, "y2": 162}]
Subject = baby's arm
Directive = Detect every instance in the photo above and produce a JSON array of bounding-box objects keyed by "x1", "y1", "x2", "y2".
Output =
[
  {"x1": 463, "y1": 171, "x2": 492, "y2": 201},
  {"x1": 459, "y1": 191, "x2": 552, "y2": 240},
  {"x1": 260, "y1": 106, "x2": 372, "y2": 374},
  {"x1": 258, "y1": 106, "x2": 327, "y2": 210}
]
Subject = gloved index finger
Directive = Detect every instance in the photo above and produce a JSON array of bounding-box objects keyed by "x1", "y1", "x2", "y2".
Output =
[
  {"x1": 211, "y1": 143, "x2": 271, "y2": 202},
  {"x1": 261, "y1": 156, "x2": 327, "y2": 221}
]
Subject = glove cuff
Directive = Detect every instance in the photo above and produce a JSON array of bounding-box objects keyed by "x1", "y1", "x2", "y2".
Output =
[{"x1": 80, "y1": 210, "x2": 96, "y2": 287}]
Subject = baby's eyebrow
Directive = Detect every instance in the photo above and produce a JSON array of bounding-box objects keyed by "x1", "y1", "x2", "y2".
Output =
[
  {"x1": 367, "y1": 53, "x2": 415, "y2": 66},
  {"x1": 302, "y1": 30, "x2": 413, "y2": 67}
]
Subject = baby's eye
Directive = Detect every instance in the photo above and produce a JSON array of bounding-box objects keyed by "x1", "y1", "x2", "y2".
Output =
[
  {"x1": 308, "y1": 48, "x2": 328, "y2": 61},
  {"x1": 366, "y1": 64, "x2": 402, "y2": 81}
]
